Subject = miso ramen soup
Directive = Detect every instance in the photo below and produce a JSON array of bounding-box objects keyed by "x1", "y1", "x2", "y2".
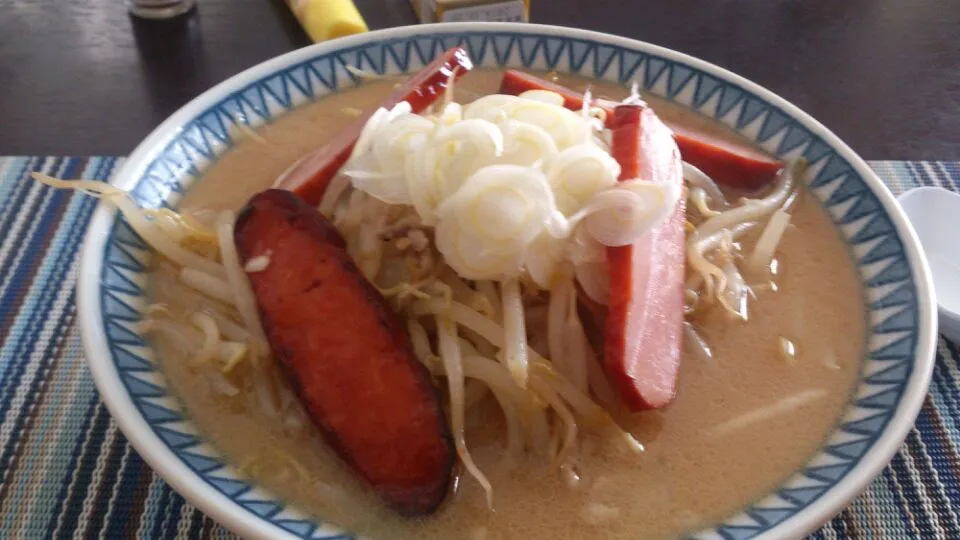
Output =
[{"x1": 138, "y1": 70, "x2": 865, "y2": 539}]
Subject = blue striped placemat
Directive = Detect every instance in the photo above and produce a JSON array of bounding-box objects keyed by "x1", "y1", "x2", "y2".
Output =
[{"x1": 0, "y1": 156, "x2": 957, "y2": 539}]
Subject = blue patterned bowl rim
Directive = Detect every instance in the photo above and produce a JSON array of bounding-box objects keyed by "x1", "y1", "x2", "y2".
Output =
[{"x1": 76, "y1": 22, "x2": 937, "y2": 540}]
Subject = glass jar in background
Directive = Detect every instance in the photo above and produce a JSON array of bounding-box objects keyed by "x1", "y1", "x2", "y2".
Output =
[{"x1": 127, "y1": 0, "x2": 196, "y2": 19}]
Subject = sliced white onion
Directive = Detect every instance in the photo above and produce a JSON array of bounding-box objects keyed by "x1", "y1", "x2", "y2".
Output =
[
  {"x1": 546, "y1": 144, "x2": 621, "y2": 215},
  {"x1": 579, "y1": 180, "x2": 681, "y2": 247},
  {"x1": 338, "y1": 93, "x2": 692, "y2": 294},
  {"x1": 437, "y1": 102, "x2": 464, "y2": 125},
  {"x1": 432, "y1": 120, "x2": 505, "y2": 196},
  {"x1": 345, "y1": 115, "x2": 433, "y2": 205},
  {"x1": 463, "y1": 94, "x2": 521, "y2": 123},
  {"x1": 434, "y1": 165, "x2": 557, "y2": 280},
  {"x1": 349, "y1": 105, "x2": 390, "y2": 161},
  {"x1": 499, "y1": 120, "x2": 558, "y2": 167},
  {"x1": 508, "y1": 100, "x2": 587, "y2": 149},
  {"x1": 518, "y1": 89, "x2": 566, "y2": 106},
  {"x1": 406, "y1": 119, "x2": 506, "y2": 223},
  {"x1": 436, "y1": 119, "x2": 504, "y2": 155},
  {"x1": 371, "y1": 114, "x2": 434, "y2": 166},
  {"x1": 524, "y1": 233, "x2": 566, "y2": 290},
  {"x1": 567, "y1": 226, "x2": 606, "y2": 265},
  {"x1": 434, "y1": 224, "x2": 524, "y2": 281},
  {"x1": 574, "y1": 261, "x2": 609, "y2": 306},
  {"x1": 406, "y1": 143, "x2": 443, "y2": 224}
]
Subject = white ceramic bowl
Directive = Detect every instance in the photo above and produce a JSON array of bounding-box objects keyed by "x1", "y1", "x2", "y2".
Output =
[{"x1": 77, "y1": 23, "x2": 937, "y2": 539}]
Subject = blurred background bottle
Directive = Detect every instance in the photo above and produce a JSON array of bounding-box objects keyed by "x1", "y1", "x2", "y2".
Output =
[{"x1": 127, "y1": 0, "x2": 196, "y2": 19}]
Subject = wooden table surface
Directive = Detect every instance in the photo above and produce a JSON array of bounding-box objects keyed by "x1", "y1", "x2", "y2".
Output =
[{"x1": 0, "y1": 0, "x2": 957, "y2": 159}]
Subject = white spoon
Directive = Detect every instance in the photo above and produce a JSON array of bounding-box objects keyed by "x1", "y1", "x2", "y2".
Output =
[{"x1": 898, "y1": 186, "x2": 960, "y2": 342}]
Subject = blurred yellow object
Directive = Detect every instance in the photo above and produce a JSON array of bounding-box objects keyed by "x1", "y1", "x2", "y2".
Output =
[{"x1": 288, "y1": 0, "x2": 369, "y2": 42}]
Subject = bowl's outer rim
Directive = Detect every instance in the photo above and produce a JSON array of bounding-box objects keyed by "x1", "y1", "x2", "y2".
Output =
[{"x1": 76, "y1": 21, "x2": 938, "y2": 540}]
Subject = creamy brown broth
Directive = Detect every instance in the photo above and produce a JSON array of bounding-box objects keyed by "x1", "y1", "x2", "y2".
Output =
[{"x1": 151, "y1": 70, "x2": 866, "y2": 538}]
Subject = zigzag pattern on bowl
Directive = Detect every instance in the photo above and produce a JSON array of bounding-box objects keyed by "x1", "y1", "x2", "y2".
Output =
[{"x1": 98, "y1": 31, "x2": 919, "y2": 540}]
